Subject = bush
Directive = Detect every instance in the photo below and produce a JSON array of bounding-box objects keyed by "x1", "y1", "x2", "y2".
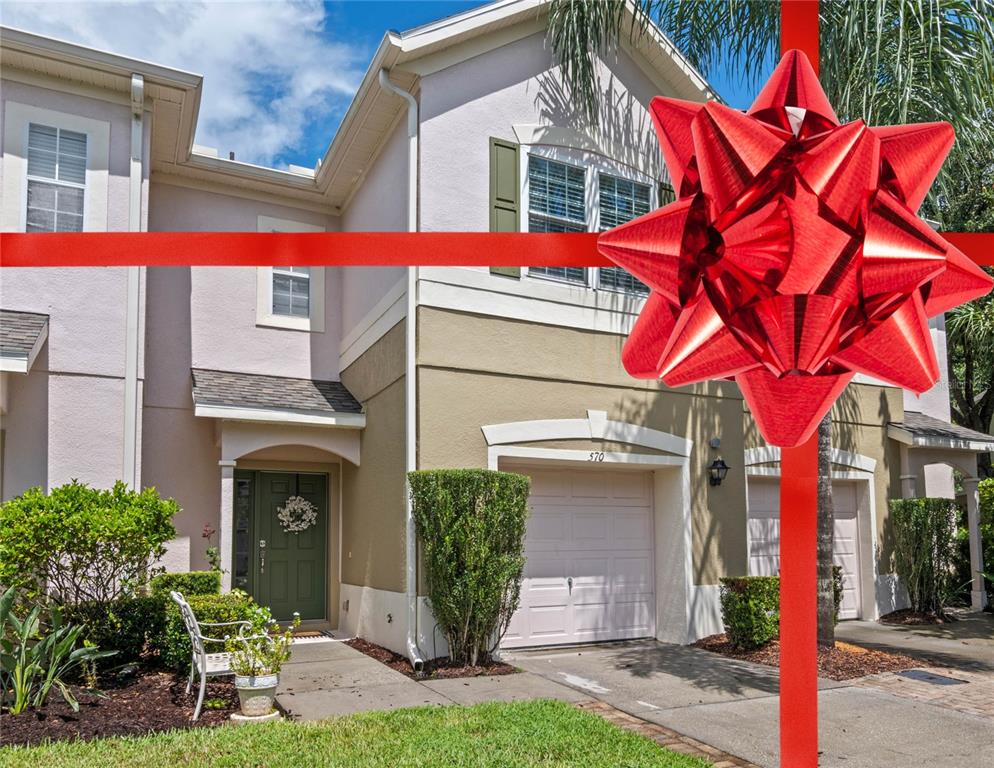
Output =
[
  {"x1": 719, "y1": 576, "x2": 780, "y2": 649},
  {"x1": 64, "y1": 595, "x2": 165, "y2": 667},
  {"x1": 408, "y1": 469, "x2": 530, "y2": 666},
  {"x1": 154, "y1": 590, "x2": 271, "y2": 671},
  {"x1": 150, "y1": 571, "x2": 221, "y2": 598},
  {"x1": 0, "y1": 481, "x2": 178, "y2": 604},
  {"x1": 832, "y1": 565, "x2": 844, "y2": 626},
  {"x1": 890, "y1": 497, "x2": 958, "y2": 616}
]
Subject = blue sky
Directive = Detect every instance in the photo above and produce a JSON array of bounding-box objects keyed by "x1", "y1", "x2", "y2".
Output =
[{"x1": 3, "y1": 1, "x2": 764, "y2": 169}]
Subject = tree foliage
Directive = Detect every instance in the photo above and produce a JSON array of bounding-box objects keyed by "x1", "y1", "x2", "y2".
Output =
[{"x1": 890, "y1": 497, "x2": 959, "y2": 615}]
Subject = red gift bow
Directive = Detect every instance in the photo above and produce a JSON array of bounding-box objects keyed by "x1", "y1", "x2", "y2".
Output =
[{"x1": 597, "y1": 49, "x2": 993, "y2": 448}]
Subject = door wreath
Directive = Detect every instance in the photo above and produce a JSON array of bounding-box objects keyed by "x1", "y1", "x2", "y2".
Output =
[{"x1": 277, "y1": 495, "x2": 317, "y2": 533}]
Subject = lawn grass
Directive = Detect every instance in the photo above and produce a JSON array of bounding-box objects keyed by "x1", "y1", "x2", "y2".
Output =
[{"x1": 0, "y1": 699, "x2": 711, "y2": 768}]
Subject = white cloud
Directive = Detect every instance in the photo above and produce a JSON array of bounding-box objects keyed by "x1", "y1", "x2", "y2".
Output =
[{"x1": 2, "y1": 1, "x2": 367, "y2": 167}]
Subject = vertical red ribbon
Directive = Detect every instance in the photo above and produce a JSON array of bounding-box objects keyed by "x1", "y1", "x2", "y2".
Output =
[
  {"x1": 780, "y1": 2, "x2": 821, "y2": 767},
  {"x1": 779, "y1": 433, "x2": 820, "y2": 767}
]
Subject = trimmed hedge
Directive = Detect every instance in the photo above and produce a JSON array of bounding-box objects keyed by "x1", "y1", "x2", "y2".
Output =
[
  {"x1": 150, "y1": 571, "x2": 222, "y2": 598},
  {"x1": 890, "y1": 497, "x2": 958, "y2": 615},
  {"x1": 719, "y1": 576, "x2": 780, "y2": 649},
  {"x1": 154, "y1": 590, "x2": 271, "y2": 671},
  {"x1": 65, "y1": 595, "x2": 165, "y2": 666},
  {"x1": 0, "y1": 481, "x2": 177, "y2": 604},
  {"x1": 409, "y1": 469, "x2": 530, "y2": 666}
]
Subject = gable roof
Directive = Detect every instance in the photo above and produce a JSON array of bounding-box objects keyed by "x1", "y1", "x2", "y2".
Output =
[
  {"x1": 0, "y1": 309, "x2": 49, "y2": 374},
  {"x1": 0, "y1": 1, "x2": 716, "y2": 212}
]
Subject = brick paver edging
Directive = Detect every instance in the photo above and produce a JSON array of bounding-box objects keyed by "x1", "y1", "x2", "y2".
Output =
[{"x1": 577, "y1": 699, "x2": 761, "y2": 767}]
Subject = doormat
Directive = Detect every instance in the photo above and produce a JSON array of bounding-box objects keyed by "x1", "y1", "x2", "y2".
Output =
[{"x1": 897, "y1": 670, "x2": 967, "y2": 686}]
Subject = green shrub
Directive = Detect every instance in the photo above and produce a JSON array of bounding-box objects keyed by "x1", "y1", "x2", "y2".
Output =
[
  {"x1": 64, "y1": 595, "x2": 165, "y2": 666},
  {"x1": 150, "y1": 571, "x2": 222, "y2": 598},
  {"x1": 719, "y1": 576, "x2": 780, "y2": 649},
  {"x1": 154, "y1": 591, "x2": 271, "y2": 671},
  {"x1": 408, "y1": 469, "x2": 530, "y2": 666},
  {"x1": 0, "y1": 481, "x2": 177, "y2": 604},
  {"x1": 1, "y1": 587, "x2": 114, "y2": 715},
  {"x1": 832, "y1": 565, "x2": 844, "y2": 626},
  {"x1": 890, "y1": 497, "x2": 958, "y2": 616}
]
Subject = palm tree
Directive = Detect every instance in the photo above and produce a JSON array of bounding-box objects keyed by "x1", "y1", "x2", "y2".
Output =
[{"x1": 548, "y1": 0, "x2": 994, "y2": 646}]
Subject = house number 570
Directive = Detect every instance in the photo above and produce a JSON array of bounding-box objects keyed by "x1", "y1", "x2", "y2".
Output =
[{"x1": 588, "y1": 451, "x2": 605, "y2": 462}]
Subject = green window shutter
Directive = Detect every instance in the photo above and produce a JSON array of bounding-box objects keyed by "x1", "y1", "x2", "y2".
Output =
[
  {"x1": 658, "y1": 180, "x2": 676, "y2": 207},
  {"x1": 489, "y1": 137, "x2": 521, "y2": 278}
]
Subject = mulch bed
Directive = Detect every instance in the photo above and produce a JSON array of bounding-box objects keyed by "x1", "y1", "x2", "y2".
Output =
[
  {"x1": 694, "y1": 634, "x2": 922, "y2": 681},
  {"x1": 0, "y1": 669, "x2": 238, "y2": 747},
  {"x1": 346, "y1": 638, "x2": 518, "y2": 680},
  {"x1": 880, "y1": 608, "x2": 955, "y2": 625}
]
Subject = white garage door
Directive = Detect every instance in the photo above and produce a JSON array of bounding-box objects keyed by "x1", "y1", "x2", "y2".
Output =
[
  {"x1": 747, "y1": 478, "x2": 862, "y2": 620},
  {"x1": 502, "y1": 467, "x2": 655, "y2": 648}
]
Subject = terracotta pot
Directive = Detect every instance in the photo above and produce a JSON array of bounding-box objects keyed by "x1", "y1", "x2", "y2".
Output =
[{"x1": 234, "y1": 673, "x2": 279, "y2": 717}]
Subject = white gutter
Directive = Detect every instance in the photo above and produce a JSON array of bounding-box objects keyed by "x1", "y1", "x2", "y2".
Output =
[
  {"x1": 122, "y1": 73, "x2": 144, "y2": 487},
  {"x1": 378, "y1": 68, "x2": 425, "y2": 673}
]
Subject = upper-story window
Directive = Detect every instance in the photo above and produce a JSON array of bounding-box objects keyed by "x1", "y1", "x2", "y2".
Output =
[
  {"x1": 25, "y1": 123, "x2": 87, "y2": 232},
  {"x1": 272, "y1": 266, "x2": 311, "y2": 317},
  {"x1": 527, "y1": 156, "x2": 587, "y2": 284},
  {"x1": 255, "y1": 216, "x2": 325, "y2": 332},
  {"x1": 598, "y1": 174, "x2": 651, "y2": 294}
]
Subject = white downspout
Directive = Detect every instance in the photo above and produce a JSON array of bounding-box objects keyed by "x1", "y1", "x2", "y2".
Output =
[
  {"x1": 378, "y1": 68, "x2": 425, "y2": 672},
  {"x1": 123, "y1": 73, "x2": 144, "y2": 487}
]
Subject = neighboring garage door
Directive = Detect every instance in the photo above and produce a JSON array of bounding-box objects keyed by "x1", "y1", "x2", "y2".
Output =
[
  {"x1": 747, "y1": 478, "x2": 862, "y2": 619},
  {"x1": 502, "y1": 467, "x2": 655, "y2": 648}
]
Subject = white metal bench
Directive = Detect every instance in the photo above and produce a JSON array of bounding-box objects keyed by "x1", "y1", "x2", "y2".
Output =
[{"x1": 169, "y1": 590, "x2": 267, "y2": 720}]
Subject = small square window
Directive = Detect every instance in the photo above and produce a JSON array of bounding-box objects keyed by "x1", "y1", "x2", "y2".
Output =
[{"x1": 272, "y1": 266, "x2": 311, "y2": 318}]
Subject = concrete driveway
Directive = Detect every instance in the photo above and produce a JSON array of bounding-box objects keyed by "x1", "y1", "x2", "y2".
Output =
[{"x1": 504, "y1": 635, "x2": 994, "y2": 768}]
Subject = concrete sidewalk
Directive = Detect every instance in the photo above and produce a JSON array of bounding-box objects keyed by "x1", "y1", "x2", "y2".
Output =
[
  {"x1": 275, "y1": 639, "x2": 585, "y2": 721},
  {"x1": 505, "y1": 640, "x2": 994, "y2": 768}
]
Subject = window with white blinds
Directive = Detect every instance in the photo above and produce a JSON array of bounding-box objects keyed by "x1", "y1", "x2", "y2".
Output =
[
  {"x1": 25, "y1": 123, "x2": 86, "y2": 232},
  {"x1": 528, "y1": 156, "x2": 588, "y2": 284},
  {"x1": 272, "y1": 266, "x2": 311, "y2": 317},
  {"x1": 598, "y1": 173, "x2": 651, "y2": 293}
]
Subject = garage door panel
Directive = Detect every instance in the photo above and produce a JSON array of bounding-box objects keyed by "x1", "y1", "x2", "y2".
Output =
[
  {"x1": 748, "y1": 478, "x2": 863, "y2": 619},
  {"x1": 505, "y1": 467, "x2": 655, "y2": 648},
  {"x1": 614, "y1": 511, "x2": 652, "y2": 541}
]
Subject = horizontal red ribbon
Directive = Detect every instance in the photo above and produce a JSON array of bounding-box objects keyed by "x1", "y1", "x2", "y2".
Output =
[{"x1": 1, "y1": 231, "x2": 990, "y2": 268}]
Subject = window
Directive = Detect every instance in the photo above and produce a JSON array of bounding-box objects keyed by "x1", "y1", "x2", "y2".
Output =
[
  {"x1": 25, "y1": 123, "x2": 87, "y2": 232},
  {"x1": 255, "y1": 216, "x2": 325, "y2": 332},
  {"x1": 528, "y1": 156, "x2": 588, "y2": 283},
  {"x1": 598, "y1": 173, "x2": 651, "y2": 293},
  {"x1": 272, "y1": 266, "x2": 310, "y2": 317}
]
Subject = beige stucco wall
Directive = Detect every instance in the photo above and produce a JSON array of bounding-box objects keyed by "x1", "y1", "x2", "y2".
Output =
[
  {"x1": 416, "y1": 306, "x2": 748, "y2": 585},
  {"x1": 339, "y1": 321, "x2": 407, "y2": 593}
]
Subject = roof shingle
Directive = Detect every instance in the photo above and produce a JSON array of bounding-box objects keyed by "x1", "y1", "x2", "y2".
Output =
[
  {"x1": 0, "y1": 309, "x2": 49, "y2": 359},
  {"x1": 191, "y1": 368, "x2": 362, "y2": 416},
  {"x1": 890, "y1": 412, "x2": 994, "y2": 451}
]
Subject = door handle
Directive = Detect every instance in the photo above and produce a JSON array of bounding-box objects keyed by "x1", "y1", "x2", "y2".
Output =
[
  {"x1": 259, "y1": 539, "x2": 266, "y2": 574},
  {"x1": 567, "y1": 576, "x2": 573, "y2": 593}
]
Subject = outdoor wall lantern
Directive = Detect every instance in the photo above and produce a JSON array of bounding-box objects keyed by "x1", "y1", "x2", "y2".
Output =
[{"x1": 708, "y1": 459, "x2": 730, "y2": 487}]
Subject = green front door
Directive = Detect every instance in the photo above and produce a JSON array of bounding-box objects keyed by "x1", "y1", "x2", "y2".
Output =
[{"x1": 253, "y1": 472, "x2": 328, "y2": 621}]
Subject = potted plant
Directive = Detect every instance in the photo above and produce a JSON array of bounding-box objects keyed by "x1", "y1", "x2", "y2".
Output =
[{"x1": 226, "y1": 613, "x2": 298, "y2": 720}]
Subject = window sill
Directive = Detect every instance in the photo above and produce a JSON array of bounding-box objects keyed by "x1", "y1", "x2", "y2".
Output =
[{"x1": 256, "y1": 313, "x2": 324, "y2": 333}]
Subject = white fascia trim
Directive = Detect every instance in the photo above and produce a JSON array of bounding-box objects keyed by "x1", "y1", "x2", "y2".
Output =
[
  {"x1": 744, "y1": 446, "x2": 877, "y2": 474},
  {"x1": 339, "y1": 278, "x2": 407, "y2": 370},
  {"x1": 887, "y1": 423, "x2": 994, "y2": 452},
  {"x1": 490, "y1": 445, "x2": 686, "y2": 468},
  {"x1": 482, "y1": 410, "x2": 692, "y2": 457},
  {"x1": 0, "y1": 356, "x2": 28, "y2": 374},
  {"x1": 0, "y1": 321, "x2": 48, "y2": 374},
  {"x1": 194, "y1": 404, "x2": 365, "y2": 429}
]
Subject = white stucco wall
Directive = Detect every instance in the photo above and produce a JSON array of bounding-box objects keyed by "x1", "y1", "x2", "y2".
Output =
[
  {"x1": 339, "y1": 119, "x2": 408, "y2": 341},
  {"x1": 418, "y1": 31, "x2": 665, "y2": 233},
  {"x1": 1, "y1": 79, "x2": 146, "y2": 496}
]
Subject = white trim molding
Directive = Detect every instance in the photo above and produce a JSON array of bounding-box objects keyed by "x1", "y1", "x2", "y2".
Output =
[
  {"x1": 482, "y1": 410, "x2": 692, "y2": 457},
  {"x1": 194, "y1": 403, "x2": 365, "y2": 430},
  {"x1": 744, "y1": 446, "x2": 877, "y2": 475}
]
